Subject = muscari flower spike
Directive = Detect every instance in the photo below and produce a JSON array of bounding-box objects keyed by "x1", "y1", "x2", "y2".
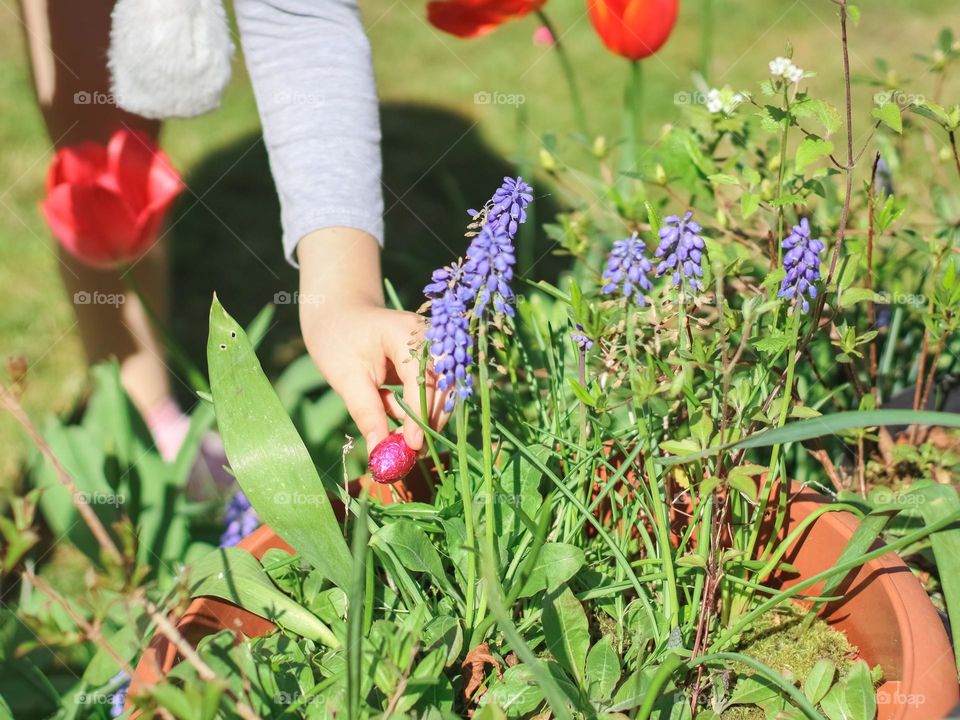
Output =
[
  {"x1": 425, "y1": 285, "x2": 474, "y2": 411},
  {"x1": 655, "y1": 212, "x2": 706, "y2": 292},
  {"x1": 601, "y1": 231, "x2": 653, "y2": 306},
  {"x1": 778, "y1": 217, "x2": 824, "y2": 313},
  {"x1": 426, "y1": 177, "x2": 530, "y2": 411},
  {"x1": 109, "y1": 672, "x2": 130, "y2": 718},
  {"x1": 219, "y1": 490, "x2": 260, "y2": 548}
]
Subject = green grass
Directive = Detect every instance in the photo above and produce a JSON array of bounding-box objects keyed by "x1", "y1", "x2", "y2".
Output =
[{"x1": 1, "y1": 0, "x2": 959, "y2": 486}]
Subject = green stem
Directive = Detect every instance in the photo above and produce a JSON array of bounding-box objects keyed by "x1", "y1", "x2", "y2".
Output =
[
  {"x1": 456, "y1": 402, "x2": 477, "y2": 638},
  {"x1": 699, "y1": 0, "x2": 714, "y2": 82},
  {"x1": 636, "y1": 653, "x2": 685, "y2": 720},
  {"x1": 536, "y1": 10, "x2": 589, "y2": 138},
  {"x1": 418, "y1": 345, "x2": 447, "y2": 488},
  {"x1": 622, "y1": 61, "x2": 644, "y2": 179},
  {"x1": 775, "y1": 86, "x2": 791, "y2": 265},
  {"x1": 123, "y1": 268, "x2": 209, "y2": 394},
  {"x1": 472, "y1": 323, "x2": 497, "y2": 631}
]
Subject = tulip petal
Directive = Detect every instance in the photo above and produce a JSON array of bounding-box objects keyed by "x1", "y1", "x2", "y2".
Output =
[
  {"x1": 41, "y1": 183, "x2": 141, "y2": 268},
  {"x1": 427, "y1": 0, "x2": 545, "y2": 38},
  {"x1": 107, "y1": 129, "x2": 184, "y2": 215},
  {"x1": 46, "y1": 142, "x2": 108, "y2": 192}
]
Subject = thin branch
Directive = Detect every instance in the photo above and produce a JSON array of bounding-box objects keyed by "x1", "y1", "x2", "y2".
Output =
[{"x1": 0, "y1": 384, "x2": 125, "y2": 568}]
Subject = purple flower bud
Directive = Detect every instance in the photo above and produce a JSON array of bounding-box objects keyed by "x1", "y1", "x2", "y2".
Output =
[
  {"x1": 219, "y1": 490, "x2": 260, "y2": 547},
  {"x1": 486, "y1": 176, "x2": 533, "y2": 238},
  {"x1": 655, "y1": 212, "x2": 706, "y2": 293},
  {"x1": 571, "y1": 324, "x2": 594, "y2": 351},
  {"x1": 601, "y1": 232, "x2": 653, "y2": 305},
  {"x1": 777, "y1": 217, "x2": 824, "y2": 313}
]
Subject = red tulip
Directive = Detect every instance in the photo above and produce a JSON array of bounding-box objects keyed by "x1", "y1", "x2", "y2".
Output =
[
  {"x1": 587, "y1": 0, "x2": 678, "y2": 61},
  {"x1": 427, "y1": 0, "x2": 546, "y2": 39},
  {"x1": 41, "y1": 129, "x2": 183, "y2": 268}
]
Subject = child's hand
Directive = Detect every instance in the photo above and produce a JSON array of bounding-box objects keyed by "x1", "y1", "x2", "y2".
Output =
[{"x1": 297, "y1": 228, "x2": 446, "y2": 453}]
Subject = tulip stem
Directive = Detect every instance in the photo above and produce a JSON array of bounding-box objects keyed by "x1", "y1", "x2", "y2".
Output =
[
  {"x1": 536, "y1": 10, "x2": 590, "y2": 138},
  {"x1": 622, "y1": 60, "x2": 644, "y2": 179},
  {"x1": 123, "y1": 268, "x2": 210, "y2": 394}
]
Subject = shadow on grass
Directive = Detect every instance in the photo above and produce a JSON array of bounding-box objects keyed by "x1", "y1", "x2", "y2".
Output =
[{"x1": 166, "y1": 101, "x2": 563, "y2": 403}]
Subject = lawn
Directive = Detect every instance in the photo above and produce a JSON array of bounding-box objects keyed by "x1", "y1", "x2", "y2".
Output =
[{"x1": 1, "y1": 0, "x2": 958, "y2": 486}]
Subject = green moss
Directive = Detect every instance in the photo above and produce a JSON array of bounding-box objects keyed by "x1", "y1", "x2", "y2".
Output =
[{"x1": 718, "y1": 603, "x2": 857, "y2": 719}]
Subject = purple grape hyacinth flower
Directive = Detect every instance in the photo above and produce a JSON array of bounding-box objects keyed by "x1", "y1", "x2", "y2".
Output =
[
  {"x1": 601, "y1": 232, "x2": 654, "y2": 306},
  {"x1": 426, "y1": 287, "x2": 474, "y2": 411},
  {"x1": 485, "y1": 176, "x2": 533, "y2": 237},
  {"x1": 571, "y1": 324, "x2": 594, "y2": 351},
  {"x1": 461, "y1": 224, "x2": 517, "y2": 317},
  {"x1": 655, "y1": 212, "x2": 706, "y2": 292},
  {"x1": 425, "y1": 177, "x2": 531, "y2": 412},
  {"x1": 778, "y1": 217, "x2": 824, "y2": 313},
  {"x1": 219, "y1": 490, "x2": 260, "y2": 547},
  {"x1": 109, "y1": 671, "x2": 130, "y2": 717}
]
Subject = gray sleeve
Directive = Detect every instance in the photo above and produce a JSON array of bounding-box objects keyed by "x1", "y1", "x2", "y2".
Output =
[{"x1": 234, "y1": 0, "x2": 383, "y2": 266}]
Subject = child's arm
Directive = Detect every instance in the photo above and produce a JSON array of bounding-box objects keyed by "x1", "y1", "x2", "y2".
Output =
[
  {"x1": 235, "y1": 0, "x2": 441, "y2": 450},
  {"x1": 297, "y1": 228, "x2": 443, "y2": 452}
]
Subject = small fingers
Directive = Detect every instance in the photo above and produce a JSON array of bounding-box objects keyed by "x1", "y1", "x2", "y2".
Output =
[{"x1": 335, "y1": 371, "x2": 390, "y2": 452}]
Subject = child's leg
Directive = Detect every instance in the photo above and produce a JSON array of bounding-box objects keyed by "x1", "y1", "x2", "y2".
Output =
[{"x1": 21, "y1": 0, "x2": 187, "y2": 454}]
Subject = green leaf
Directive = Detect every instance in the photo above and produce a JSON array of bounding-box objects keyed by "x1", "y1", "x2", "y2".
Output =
[
  {"x1": 796, "y1": 137, "x2": 834, "y2": 172},
  {"x1": 486, "y1": 665, "x2": 546, "y2": 717},
  {"x1": 543, "y1": 586, "x2": 590, "y2": 685},
  {"x1": 872, "y1": 103, "x2": 902, "y2": 133},
  {"x1": 903, "y1": 482, "x2": 960, "y2": 672},
  {"x1": 586, "y1": 636, "x2": 621, "y2": 702},
  {"x1": 371, "y1": 520, "x2": 450, "y2": 591},
  {"x1": 189, "y1": 547, "x2": 339, "y2": 646},
  {"x1": 728, "y1": 676, "x2": 778, "y2": 705},
  {"x1": 840, "y1": 288, "x2": 883, "y2": 308},
  {"x1": 516, "y1": 543, "x2": 585, "y2": 598},
  {"x1": 803, "y1": 658, "x2": 836, "y2": 704},
  {"x1": 842, "y1": 660, "x2": 876, "y2": 720},
  {"x1": 708, "y1": 173, "x2": 740, "y2": 185},
  {"x1": 656, "y1": 410, "x2": 960, "y2": 466},
  {"x1": 207, "y1": 296, "x2": 352, "y2": 590},
  {"x1": 741, "y1": 191, "x2": 761, "y2": 219}
]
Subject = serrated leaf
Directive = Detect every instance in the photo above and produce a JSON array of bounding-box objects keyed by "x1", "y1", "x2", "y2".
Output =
[
  {"x1": 872, "y1": 103, "x2": 902, "y2": 133},
  {"x1": 796, "y1": 137, "x2": 834, "y2": 172}
]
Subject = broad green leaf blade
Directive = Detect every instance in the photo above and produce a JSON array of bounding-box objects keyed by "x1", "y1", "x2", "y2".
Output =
[
  {"x1": 902, "y1": 481, "x2": 960, "y2": 673},
  {"x1": 543, "y1": 586, "x2": 590, "y2": 685},
  {"x1": 189, "y1": 546, "x2": 338, "y2": 646},
  {"x1": 842, "y1": 660, "x2": 876, "y2": 720},
  {"x1": 656, "y1": 410, "x2": 960, "y2": 466},
  {"x1": 207, "y1": 296, "x2": 352, "y2": 590},
  {"x1": 516, "y1": 543, "x2": 585, "y2": 598},
  {"x1": 585, "y1": 636, "x2": 621, "y2": 703},
  {"x1": 803, "y1": 658, "x2": 836, "y2": 705},
  {"x1": 371, "y1": 520, "x2": 448, "y2": 588}
]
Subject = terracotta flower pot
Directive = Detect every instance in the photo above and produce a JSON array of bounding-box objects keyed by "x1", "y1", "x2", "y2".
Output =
[{"x1": 129, "y1": 481, "x2": 958, "y2": 719}]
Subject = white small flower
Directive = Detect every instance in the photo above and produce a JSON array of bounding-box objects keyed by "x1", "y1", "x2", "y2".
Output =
[
  {"x1": 705, "y1": 89, "x2": 723, "y2": 114},
  {"x1": 705, "y1": 87, "x2": 745, "y2": 115},
  {"x1": 769, "y1": 56, "x2": 804, "y2": 84},
  {"x1": 769, "y1": 56, "x2": 791, "y2": 77}
]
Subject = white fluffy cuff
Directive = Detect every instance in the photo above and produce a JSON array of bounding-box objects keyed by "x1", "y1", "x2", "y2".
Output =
[{"x1": 108, "y1": 0, "x2": 234, "y2": 119}]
